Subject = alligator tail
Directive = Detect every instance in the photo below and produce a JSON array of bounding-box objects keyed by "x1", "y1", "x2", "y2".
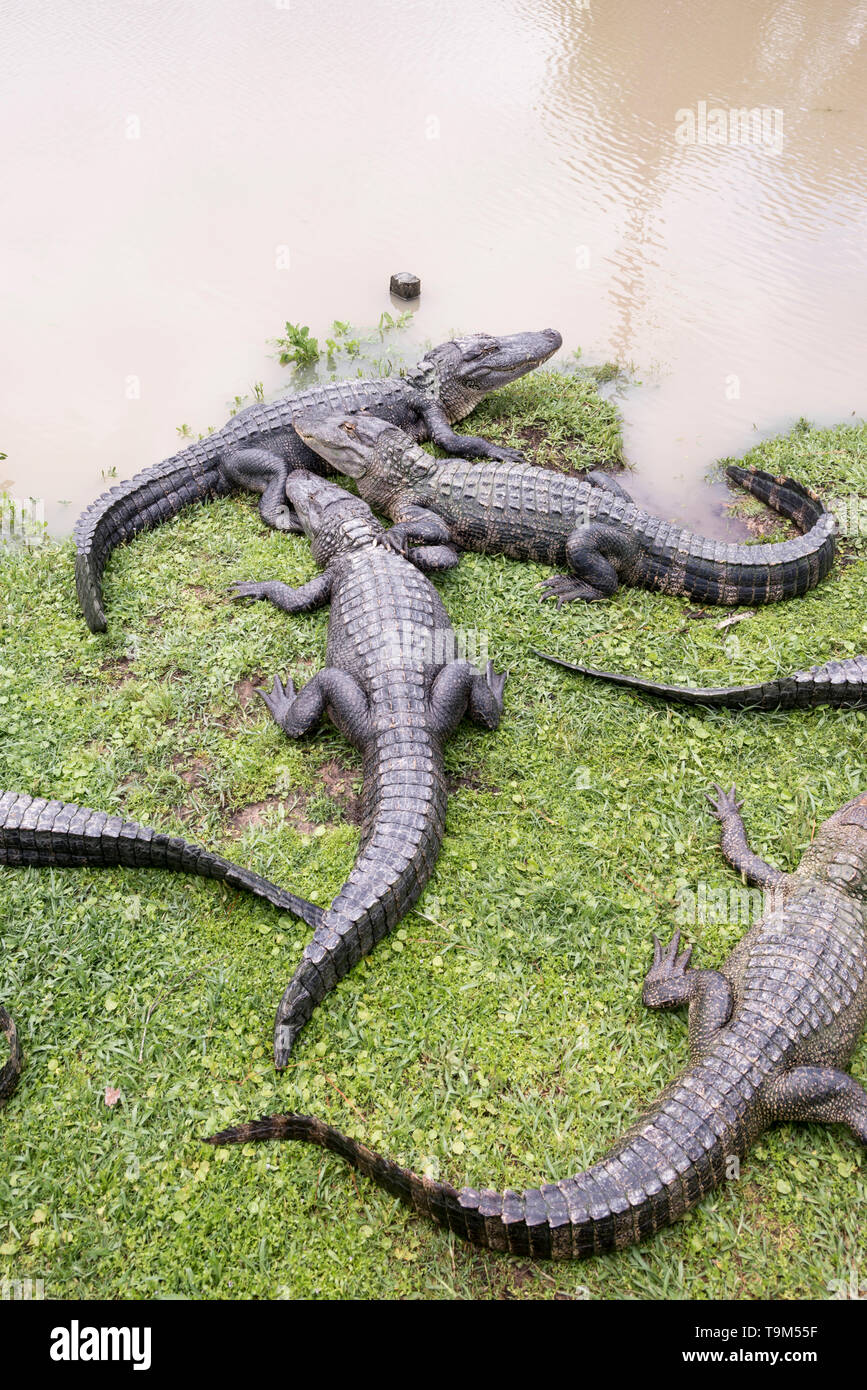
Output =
[
  {"x1": 634, "y1": 467, "x2": 837, "y2": 605},
  {"x1": 0, "y1": 790, "x2": 322, "y2": 928},
  {"x1": 206, "y1": 1047, "x2": 755, "y2": 1259},
  {"x1": 74, "y1": 439, "x2": 229, "y2": 632},
  {"x1": 532, "y1": 652, "x2": 867, "y2": 711},
  {"x1": 0, "y1": 1005, "x2": 22, "y2": 1104},
  {"x1": 270, "y1": 736, "x2": 448, "y2": 1069}
]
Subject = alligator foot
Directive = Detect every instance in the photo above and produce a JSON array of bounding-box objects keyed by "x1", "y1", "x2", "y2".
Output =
[
  {"x1": 706, "y1": 783, "x2": 785, "y2": 890},
  {"x1": 257, "y1": 673, "x2": 298, "y2": 726},
  {"x1": 642, "y1": 932, "x2": 694, "y2": 1008},
  {"x1": 230, "y1": 580, "x2": 280, "y2": 602},
  {"x1": 481, "y1": 442, "x2": 525, "y2": 463},
  {"x1": 539, "y1": 574, "x2": 604, "y2": 607},
  {"x1": 706, "y1": 784, "x2": 743, "y2": 822},
  {"x1": 484, "y1": 659, "x2": 508, "y2": 709}
]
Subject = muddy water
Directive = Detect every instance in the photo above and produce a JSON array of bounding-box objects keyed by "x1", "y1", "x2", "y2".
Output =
[{"x1": 3, "y1": 0, "x2": 866, "y2": 537}]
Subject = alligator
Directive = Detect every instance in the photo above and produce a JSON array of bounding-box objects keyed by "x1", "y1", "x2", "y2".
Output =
[
  {"x1": 74, "y1": 329, "x2": 562, "y2": 632},
  {"x1": 207, "y1": 782, "x2": 867, "y2": 1259},
  {"x1": 534, "y1": 651, "x2": 867, "y2": 710},
  {"x1": 294, "y1": 414, "x2": 838, "y2": 607},
  {"x1": 228, "y1": 470, "x2": 507, "y2": 1068},
  {"x1": 0, "y1": 789, "x2": 324, "y2": 1104}
]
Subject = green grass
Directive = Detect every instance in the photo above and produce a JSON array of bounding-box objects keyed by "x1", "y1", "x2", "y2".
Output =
[{"x1": 1, "y1": 375, "x2": 866, "y2": 1299}]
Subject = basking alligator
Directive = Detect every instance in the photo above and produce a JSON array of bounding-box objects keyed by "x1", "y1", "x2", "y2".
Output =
[
  {"x1": 534, "y1": 651, "x2": 867, "y2": 710},
  {"x1": 208, "y1": 783, "x2": 867, "y2": 1260},
  {"x1": 74, "y1": 329, "x2": 561, "y2": 632},
  {"x1": 295, "y1": 415, "x2": 838, "y2": 607},
  {"x1": 229, "y1": 471, "x2": 506, "y2": 1068},
  {"x1": 0, "y1": 789, "x2": 323, "y2": 1104}
]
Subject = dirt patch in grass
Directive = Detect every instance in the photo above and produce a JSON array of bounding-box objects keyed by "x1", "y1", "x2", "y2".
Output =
[
  {"x1": 224, "y1": 794, "x2": 317, "y2": 838},
  {"x1": 99, "y1": 655, "x2": 135, "y2": 684},
  {"x1": 171, "y1": 754, "x2": 210, "y2": 789},
  {"x1": 234, "y1": 675, "x2": 268, "y2": 710},
  {"x1": 316, "y1": 758, "x2": 362, "y2": 824}
]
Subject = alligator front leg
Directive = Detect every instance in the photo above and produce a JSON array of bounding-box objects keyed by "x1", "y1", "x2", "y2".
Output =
[
  {"x1": 229, "y1": 571, "x2": 333, "y2": 614},
  {"x1": 768, "y1": 1067, "x2": 867, "y2": 1146},
  {"x1": 221, "y1": 447, "x2": 302, "y2": 533},
  {"x1": 378, "y1": 507, "x2": 460, "y2": 573},
  {"x1": 259, "y1": 669, "x2": 370, "y2": 749},
  {"x1": 380, "y1": 506, "x2": 454, "y2": 555},
  {"x1": 413, "y1": 398, "x2": 524, "y2": 463},
  {"x1": 540, "y1": 524, "x2": 640, "y2": 607},
  {"x1": 429, "y1": 659, "x2": 507, "y2": 735},
  {"x1": 642, "y1": 931, "x2": 734, "y2": 1059},
  {"x1": 406, "y1": 545, "x2": 460, "y2": 573},
  {"x1": 707, "y1": 784, "x2": 786, "y2": 891}
]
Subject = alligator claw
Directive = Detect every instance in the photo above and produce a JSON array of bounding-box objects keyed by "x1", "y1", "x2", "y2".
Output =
[
  {"x1": 257, "y1": 672, "x2": 297, "y2": 721},
  {"x1": 642, "y1": 931, "x2": 694, "y2": 1007},
  {"x1": 378, "y1": 530, "x2": 408, "y2": 556},
  {"x1": 485, "y1": 444, "x2": 525, "y2": 463},
  {"x1": 706, "y1": 784, "x2": 743, "y2": 820},
  {"x1": 539, "y1": 575, "x2": 597, "y2": 607},
  {"x1": 485, "y1": 659, "x2": 508, "y2": 705},
  {"x1": 229, "y1": 581, "x2": 269, "y2": 602}
]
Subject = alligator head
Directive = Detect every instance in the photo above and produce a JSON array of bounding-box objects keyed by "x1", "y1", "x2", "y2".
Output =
[
  {"x1": 293, "y1": 413, "x2": 423, "y2": 514},
  {"x1": 419, "y1": 328, "x2": 561, "y2": 422},
  {"x1": 284, "y1": 468, "x2": 381, "y2": 566}
]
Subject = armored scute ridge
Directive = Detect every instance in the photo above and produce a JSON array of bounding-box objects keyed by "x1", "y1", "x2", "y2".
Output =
[
  {"x1": 227, "y1": 472, "x2": 506, "y2": 1068},
  {"x1": 0, "y1": 789, "x2": 323, "y2": 1102},
  {"x1": 209, "y1": 785, "x2": 867, "y2": 1260},
  {"x1": 534, "y1": 652, "x2": 867, "y2": 710},
  {"x1": 74, "y1": 330, "x2": 561, "y2": 632},
  {"x1": 295, "y1": 413, "x2": 837, "y2": 608}
]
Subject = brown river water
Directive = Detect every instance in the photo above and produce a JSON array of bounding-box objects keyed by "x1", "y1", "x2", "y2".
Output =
[{"x1": 3, "y1": 0, "x2": 867, "y2": 537}]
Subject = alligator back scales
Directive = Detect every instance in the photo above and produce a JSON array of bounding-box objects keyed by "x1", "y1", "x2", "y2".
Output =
[
  {"x1": 295, "y1": 414, "x2": 838, "y2": 608},
  {"x1": 228, "y1": 472, "x2": 506, "y2": 1067},
  {"x1": 208, "y1": 785, "x2": 867, "y2": 1260},
  {"x1": 535, "y1": 652, "x2": 867, "y2": 711},
  {"x1": 0, "y1": 790, "x2": 323, "y2": 1103}
]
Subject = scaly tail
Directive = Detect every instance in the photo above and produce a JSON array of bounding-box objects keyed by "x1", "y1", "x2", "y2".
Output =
[
  {"x1": 0, "y1": 791, "x2": 322, "y2": 927},
  {"x1": 271, "y1": 737, "x2": 448, "y2": 1068},
  {"x1": 633, "y1": 467, "x2": 837, "y2": 605},
  {"x1": 206, "y1": 1034, "x2": 758, "y2": 1260},
  {"x1": 0, "y1": 790, "x2": 322, "y2": 1101},
  {"x1": 74, "y1": 439, "x2": 229, "y2": 632},
  {"x1": 0, "y1": 1005, "x2": 22, "y2": 1104},
  {"x1": 531, "y1": 651, "x2": 867, "y2": 711}
]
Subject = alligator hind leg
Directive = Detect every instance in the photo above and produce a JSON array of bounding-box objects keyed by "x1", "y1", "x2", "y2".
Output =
[
  {"x1": 540, "y1": 524, "x2": 639, "y2": 607},
  {"x1": 707, "y1": 784, "x2": 786, "y2": 891},
  {"x1": 642, "y1": 931, "x2": 733, "y2": 1059},
  {"x1": 768, "y1": 1067, "x2": 867, "y2": 1146},
  {"x1": 259, "y1": 669, "x2": 370, "y2": 749},
  {"x1": 429, "y1": 660, "x2": 507, "y2": 735},
  {"x1": 221, "y1": 447, "x2": 302, "y2": 532},
  {"x1": 0, "y1": 1005, "x2": 22, "y2": 1103}
]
